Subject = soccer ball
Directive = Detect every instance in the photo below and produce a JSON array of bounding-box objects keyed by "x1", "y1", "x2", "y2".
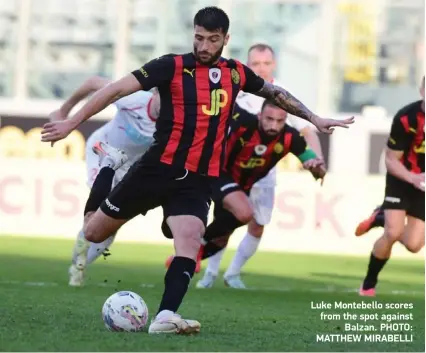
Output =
[{"x1": 102, "y1": 291, "x2": 149, "y2": 332}]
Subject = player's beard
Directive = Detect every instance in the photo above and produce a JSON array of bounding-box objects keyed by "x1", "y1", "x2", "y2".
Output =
[
  {"x1": 194, "y1": 45, "x2": 224, "y2": 65},
  {"x1": 260, "y1": 124, "x2": 280, "y2": 137},
  {"x1": 265, "y1": 129, "x2": 279, "y2": 137}
]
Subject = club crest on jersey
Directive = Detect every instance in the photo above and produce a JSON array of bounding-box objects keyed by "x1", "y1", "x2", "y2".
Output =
[
  {"x1": 274, "y1": 142, "x2": 284, "y2": 154},
  {"x1": 209, "y1": 68, "x2": 221, "y2": 84},
  {"x1": 255, "y1": 144, "x2": 267, "y2": 155},
  {"x1": 231, "y1": 69, "x2": 240, "y2": 84}
]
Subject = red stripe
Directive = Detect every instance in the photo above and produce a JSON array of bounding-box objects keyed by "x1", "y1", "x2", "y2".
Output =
[
  {"x1": 235, "y1": 61, "x2": 246, "y2": 90},
  {"x1": 409, "y1": 112, "x2": 425, "y2": 173},
  {"x1": 160, "y1": 56, "x2": 184, "y2": 165},
  {"x1": 184, "y1": 63, "x2": 210, "y2": 171},
  {"x1": 400, "y1": 115, "x2": 410, "y2": 132},
  {"x1": 208, "y1": 67, "x2": 233, "y2": 176},
  {"x1": 284, "y1": 132, "x2": 293, "y2": 152}
]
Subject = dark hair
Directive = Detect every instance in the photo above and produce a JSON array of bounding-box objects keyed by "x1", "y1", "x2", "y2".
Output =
[
  {"x1": 194, "y1": 6, "x2": 230, "y2": 34},
  {"x1": 261, "y1": 99, "x2": 280, "y2": 112},
  {"x1": 248, "y1": 43, "x2": 275, "y2": 56}
]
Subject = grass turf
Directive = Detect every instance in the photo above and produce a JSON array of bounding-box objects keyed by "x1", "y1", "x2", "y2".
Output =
[{"x1": 0, "y1": 235, "x2": 424, "y2": 352}]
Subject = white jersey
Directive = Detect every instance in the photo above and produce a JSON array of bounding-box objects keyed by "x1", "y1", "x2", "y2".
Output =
[
  {"x1": 236, "y1": 79, "x2": 313, "y2": 187},
  {"x1": 86, "y1": 90, "x2": 156, "y2": 187}
]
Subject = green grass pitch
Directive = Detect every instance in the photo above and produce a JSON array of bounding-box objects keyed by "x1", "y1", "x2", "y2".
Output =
[{"x1": 0, "y1": 236, "x2": 424, "y2": 352}]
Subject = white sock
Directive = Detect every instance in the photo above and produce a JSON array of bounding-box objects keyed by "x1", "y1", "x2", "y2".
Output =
[
  {"x1": 72, "y1": 229, "x2": 86, "y2": 264},
  {"x1": 225, "y1": 233, "x2": 260, "y2": 277},
  {"x1": 205, "y1": 249, "x2": 225, "y2": 276},
  {"x1": 87, "y1": 234, "x2": 116, "y2": 264}
]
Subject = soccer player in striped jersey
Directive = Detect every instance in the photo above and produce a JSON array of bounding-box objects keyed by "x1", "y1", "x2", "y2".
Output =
[
  {"x1": 195, "y1": 100, "x2": 326, "y2": 288},
  {"x1": 41, "y1": 6, "x2": 353, "y2": 335},
  {"x1": 359, "y1": 77, "x2": 425, "y2": 296}
]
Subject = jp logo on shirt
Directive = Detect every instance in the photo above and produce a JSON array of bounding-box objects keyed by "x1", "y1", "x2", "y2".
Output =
[
  {"x1": 209, "y1": 68, "x2": 221, "y2": 84},
  {"x1": 255, "y1": 144, "x2": 267, "y2": 155}
]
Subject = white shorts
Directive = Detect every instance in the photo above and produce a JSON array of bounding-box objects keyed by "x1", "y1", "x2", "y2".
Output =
[
  {"x1": 85, "y1": 127, "x2": 136, "y2": 189},
  {"x1": 249, "y1": 186, "x2": 275, "y2": 226}
]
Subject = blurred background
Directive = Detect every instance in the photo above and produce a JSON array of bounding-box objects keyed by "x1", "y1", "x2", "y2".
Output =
[{"x1": 0, "y1": 0, "x2": 424, "y2": 257}]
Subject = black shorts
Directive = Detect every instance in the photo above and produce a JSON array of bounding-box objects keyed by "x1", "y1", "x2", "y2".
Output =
[
  {"x1": 100, "y1": 160, "x2": 212, "y2": 234},
  {"x1": 210, "y1": 172, "x2": 246, "y2": 203},
  {"x1": 382, "y1": 174, "x2": 425, "y2": 221}
]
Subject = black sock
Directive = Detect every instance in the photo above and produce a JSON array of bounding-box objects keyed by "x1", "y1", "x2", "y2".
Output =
[
  {"x1": 84, "y1": 167, "x2": 115, "y2": 215},
  {"x1": 202, "y1": 242, "x2": 225, "y2": 260},
  {"x1": 203, "y1": 214, "x2": 244, "y2": 242},
  {"x1": 373, "y1": 209, "x2": 385, "y2": 228},
  {"x1": 157, "y1": 256, "x2": 196, "y2": 315},
  {"x1": 363, "y1": 253, "x2": 389, "y2": 289}
]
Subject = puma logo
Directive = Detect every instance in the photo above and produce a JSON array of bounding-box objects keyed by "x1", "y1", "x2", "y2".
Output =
[
  {"x1": 239, "y1": 137, "x2": 245, "y2": 146},
  {"x1": 183, "y1": 68, "x2": 195, "y2": 77}
]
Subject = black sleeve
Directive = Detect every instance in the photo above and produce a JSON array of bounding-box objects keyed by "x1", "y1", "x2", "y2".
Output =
[
  {"x1": 288, "y1": 127, "x2": 308, "y2": 156},
  {"x1": 387, "y1": 115, "x2": 411, "y2": 151},
  {"x1": 229, "y1": 103, "x2": 257, "y2": 132},
  {"x1": 131, "y1": 55, "x2": 175, "y2": 91},
  {"x1": 242, "y1": 64, "x2": 265, "y2": 93}
]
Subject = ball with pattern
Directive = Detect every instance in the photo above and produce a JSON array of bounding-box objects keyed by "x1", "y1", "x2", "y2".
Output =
[{"x1": 102, "y1": 291, "x2": 149, "y2": 332}]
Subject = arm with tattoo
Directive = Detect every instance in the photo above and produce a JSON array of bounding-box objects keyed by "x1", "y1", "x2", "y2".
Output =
[{"x1": 254, "y1": 82, "x2": 317, "y2": 124}]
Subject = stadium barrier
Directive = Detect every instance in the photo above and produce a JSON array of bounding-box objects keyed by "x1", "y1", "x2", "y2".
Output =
[{"x1": 0, "y1": 158, "x2": 422, "y2": 258}]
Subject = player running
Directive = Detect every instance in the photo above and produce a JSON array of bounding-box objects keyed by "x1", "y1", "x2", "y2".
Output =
[
  {"x1": 41, "y1": 6, "x2": 353, "y2": 335},
  {"x1": 359, "y1": 76, "x2": 425, "y2": 296},
  {"x1": 196, "y1": 43, "x2": 324, "y2": 288},
  {"x1": 48, "y1": 75, "x2": 159, "y2": 286},
  {"x1": 195, "y1": 100, "x2": 326, "y2": 288}
]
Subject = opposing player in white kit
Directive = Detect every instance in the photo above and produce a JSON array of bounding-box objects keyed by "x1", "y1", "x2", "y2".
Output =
[
  {"x1": 197, "y1": 43, "x2": 324, "y2": 289},
  {"x1": 48, "y1": 76, "x2": 160, "y2": 286}
]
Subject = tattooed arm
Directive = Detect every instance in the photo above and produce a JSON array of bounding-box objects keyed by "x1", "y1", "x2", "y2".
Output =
[
  {"x1": 254, "y1": 82, "x2": 317, "y2": 124},
  {"x1": 240, "y1": 64, "x2": 354, "y2": 133}
]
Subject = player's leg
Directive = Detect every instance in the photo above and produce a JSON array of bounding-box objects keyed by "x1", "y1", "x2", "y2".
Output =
[
  {"x1": 202, "y1": 174, "x2": 253, "y2": 243},
  {"x1": 196, "y1": 204, "x2": 234, "y2": 289},
  {"x1": 399, "y1": 192, "x2": 425, "y2": 253},
  {"x1": 224, "y1": 186, "x2": 274, "y2": 289},
  {"x1": 360, "y1": 209, "x2": 405, "y2": 296},
  {"x1": 166, "y1": 174, "x2": 252, "y2": 273},
  {"x1": 355, "y1": 203, "x2": 385, "y2": 236},
  {"x1": 69, "y1": 136, "x2": 127, "y2": 285},
  {"x1": 149, "y1": 171, "x2": 210, "y2": 335},
  {"x1": 360, "y1": 178, "x2": 409, "y2": 296},
  {"x1": 71, "y1": 142, "x2": 128, "y2": 272}
]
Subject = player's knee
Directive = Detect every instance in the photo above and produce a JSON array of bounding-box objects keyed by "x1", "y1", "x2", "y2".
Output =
[
  {"x1": 383, "y1": 225, "x2": 404, "y2": 243},
  {"x1": 235, "y1": 206, "x2": 254, "y2": 225},
  {"x1": 248, "y1": 221, "x2": 264, "y2": 238},
  {"x1": 83, "y1": 221, "x2": 104, "y2": 243},
  {"x1": 403, "y1": 240, "x2": 423, "y2": 253},
  {"x1": 401, "y1": 229, "x2": 424, "y2": 253},
  {"x1": 171, "y1": 217, "x2": 205, "y2": 258}
]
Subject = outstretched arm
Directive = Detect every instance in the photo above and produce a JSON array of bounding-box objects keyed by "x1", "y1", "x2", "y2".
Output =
[
  {"x1": 241, "y1": 64, "x2": 355, "y2": 134},
  {"x1": 41, "y1": 54, "x2": 175, "y2": 144},
  {"x1": 58, "y1": 76, "x2": 112, "y2": 117},
  {"x1": 254, "y1": 82, "x2": 317, "y2": 124},
  {"x1": 41, "y1": 74, "x2": 142, "y2": 143}
]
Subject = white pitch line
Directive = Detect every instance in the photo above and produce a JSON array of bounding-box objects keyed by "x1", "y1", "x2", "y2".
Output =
[{"x1": 0, "y1": 280, "x2": 423, "y2": 296}]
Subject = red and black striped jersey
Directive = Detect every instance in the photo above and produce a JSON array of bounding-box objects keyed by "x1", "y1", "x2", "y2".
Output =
[
  {"x1": 224, "y1": 105, "x2": 308, "y2": 191},
  {"x1": 387, "y1": 100, "x2": 425, "y2": 174},
  {"x1": 131, "y1": 53, "x2": 265, "y2": 177}
]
